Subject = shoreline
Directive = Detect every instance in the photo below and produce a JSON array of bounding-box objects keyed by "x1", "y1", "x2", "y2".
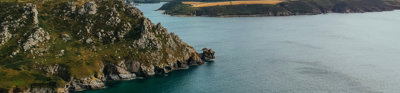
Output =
[
  {"x1": 160, "y1": 9, "x2": 399, "y2": 17},
  {"x1": 74, "y1": 63, "x2": 199, "y2": 92}
]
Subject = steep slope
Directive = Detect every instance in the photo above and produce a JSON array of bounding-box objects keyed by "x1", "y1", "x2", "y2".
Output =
[{"x1": 0, "y1": 0, "x2": 214, "y2": 92}]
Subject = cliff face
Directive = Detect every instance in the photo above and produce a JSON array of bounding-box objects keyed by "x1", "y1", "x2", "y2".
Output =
[
  {"x1": 0, "y1": 0, "x2": 213, "y2": 93},
  {"x1": 159, "y1": 0, "x2": 400, "y2": 16}
]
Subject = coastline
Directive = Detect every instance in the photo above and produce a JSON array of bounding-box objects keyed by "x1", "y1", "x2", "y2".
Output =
[
  {"x1": 163, "y1": 9, "x2": 399, "y2": 17},
  {"x1": 159, "y1": 0, "x2": 400, "y2": 17},
  {"x1": 0, "y1": 1, "x2": 215, "y2": 93}
]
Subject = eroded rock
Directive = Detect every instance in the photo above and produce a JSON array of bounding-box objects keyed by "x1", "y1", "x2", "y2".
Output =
[
  {"x1": 22, "y1": 3, "x2": 39, "y2": 25},
  {"x1": 199, "y1": 48, "x2": 216, "y2": 62},
  {"x1": 141, "y1": 64, "x2": 155, "y2": 76},
  {"x1": 61, "y1": 34, "x2": 71, "y2": 41},
  {"x1": 79, "y1": 1, "x2": 97, "y2": 15},
  {"x1": 69, "y1": 77, "x2": 105, "y2": 91},
  {"x1": 1, "y1": 1, "x2": 216, "y2": 92},
  {"x1": 22, "y1": 28, "x2": 50, "y2": 51},
  {"x1": 0, "y1": 28, "x2": 12, "y2": 47}
]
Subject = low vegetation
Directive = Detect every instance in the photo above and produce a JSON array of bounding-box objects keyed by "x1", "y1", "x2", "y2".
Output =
[
  {"x1": 160, "y1": 0, "x2": 400, "y2": 16},
  {"x1": 1, "y1": 0, "x2": 207, "y2": 92},
  {"x1": 0, "y1": 0, "x2": 169, "y2": 91},
  {"x1": 182, "y1": 0, "x2": 284, "y2": 7}
]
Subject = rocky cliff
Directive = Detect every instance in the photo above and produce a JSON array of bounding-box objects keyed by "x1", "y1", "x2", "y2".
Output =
[{"x1": 0, "y1": 0, "x2": 214, "y2": 93}]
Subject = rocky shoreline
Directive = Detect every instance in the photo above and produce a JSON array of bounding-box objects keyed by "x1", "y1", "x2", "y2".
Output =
[{"x1": 0, "y1": 0, "x2": 214, "y2": 93}]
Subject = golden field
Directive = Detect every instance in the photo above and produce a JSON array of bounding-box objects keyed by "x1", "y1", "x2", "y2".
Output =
[{"x1": 182, "y1": 0, "x2": 284, "y2": 7}]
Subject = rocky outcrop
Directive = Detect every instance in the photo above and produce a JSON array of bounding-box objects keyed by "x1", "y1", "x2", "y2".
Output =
[
  {"x1": 0, "y1": 3, "x2": 40, "y2": 48},
  {"x1": 61, "y1": 34, "x2": 71, "y2": 41},
  {"x1": 78, "y1": 1, "x2": 97, "y2": 15},
  {"x1": 69, "y1": 76, "x2": 105, "y2": 91},
  {"x1": 199, "y1": 48, "x2": 215, "y2": 62},
  {"x1": 103, "y1": 61, "x2": 137, "y2": 80},
  {"x1": 22, "y1": 28, "x2": 50, "y2": 52},
  {"x1": 0, "y1": 1, "x2": 215, "y2": 93},
  {"x1": 8, "y1": 87, "x2": 67, "y2": 93},
  {"x1": 0, "y1": 28, "x2": 11, "y2": 47}
]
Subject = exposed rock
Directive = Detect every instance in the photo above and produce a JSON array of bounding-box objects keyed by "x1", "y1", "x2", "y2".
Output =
[
  {"x1": 104, "y1": 61, "x2": 137, "y2": 80},
  {"x1": 11, "y1": 49, "x2": 20, "y2": 57},
  {"x1": 22, "y1": 28, "x2": 50, "y2": 51},
  {"x1": 58, "y1": 50, "x2": 65, "y2": 56},
  {"x1": 79, "y1": 1, "x2": 97, "y2": 15},
  {"x1": 105, "y1": 8, "x2": 121, "y2": 26},
  {"x1": 140, "y1": 64, "x2": 155, "y2": 76},
  {"x1": 85, "y1": 38, "x2": 93, "y2": 44},
  {"x1": 64, "y1": 2, "x2": 77, "y2": 15},
  {"x1": 0, "y1": 28, "x2": 12, "y2": 47},
  {"x1": 125, "y1": 60, "x2": 141, "y2": 73},
  {"x1": 199, "y1": 48, "x2": 215, "y2": 62},
  {"x1": 22, "y1": 3, "x2": 39, "y2": 25},
  {"x1": 118, "y1": 22, "x2": 131, "y2": 39},
  {"x1": 68, "y1": 61, "x2": 105, "y2": 91},
  {"x1": 9, "y1": 87, "x2": 67, "y2": 93},
  {"x1": 61, "y1": 34, "x2": 71, "y2": 41},
  {"x1": 0, "y1": 3, "x2": 40, "y2": 49},
  {"x1": 69, "y1": 77, "x2": 105, "y2": 91},
  {"x1": 1, "y1": 1, "x2": 215, "y2": 92},
  {"x1": 125, "y1": 6, "x2": 144, "y2": 18},
  {"x1": 86, "y1": 1, "x2": 97, "y2": 15},
  {"x1": 42, "y1": 64, "x2": 61, "y2": 75},
  {"x1": 29, "y1": 87, "x2": 67, "y2": 93},
  {"x1": 118, "y1": 73, "x2": 136, "y2": 80},
  {"x1": 132, "y1": 18, "x2": 163, "y2": 49}
]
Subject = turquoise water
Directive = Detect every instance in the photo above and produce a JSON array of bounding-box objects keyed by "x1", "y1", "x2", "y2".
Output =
[{"x1": 81, "y1": 2, "x2": 400, "y2": 93}]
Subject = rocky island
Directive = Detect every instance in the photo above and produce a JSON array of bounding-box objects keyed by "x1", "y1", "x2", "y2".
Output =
[
  {"x1": 159, "y1": 0, "x2": 400, "y2": 17},
  {"x1": 0, "y1": 0, "x2": 214, "y2": 92}
]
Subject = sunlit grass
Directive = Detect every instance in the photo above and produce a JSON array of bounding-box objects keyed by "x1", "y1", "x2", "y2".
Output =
[{"x1": 182, "y1": 0, "x2": 284, "y2": 7}]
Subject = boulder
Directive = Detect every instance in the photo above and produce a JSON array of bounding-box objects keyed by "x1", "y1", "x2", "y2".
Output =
[
  {"x1": 61, "y1": 34, "x2": 71, "y2": 41},
  {"x1": 199, "y1": 48, "x2": 215, "y2": 62}
]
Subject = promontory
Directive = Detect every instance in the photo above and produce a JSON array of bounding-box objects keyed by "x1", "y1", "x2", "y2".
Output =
[
  {"x1": 0, "y1": 0, "x2": 214, "y2": 92},
  {"x1": 159, "y1": 0, "x2": 400, "y2": 17}
]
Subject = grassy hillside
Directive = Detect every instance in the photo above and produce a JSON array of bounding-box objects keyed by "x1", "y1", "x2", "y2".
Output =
[
  {"x1": 182, "y1": 0, "x2": 283, "y2": 7},
  {"x1": 0, "y1": 0, "x2": 208, "y2": 92},
  {"x1": 0, "y1": 1, "x2": 120, "y2": 91}
]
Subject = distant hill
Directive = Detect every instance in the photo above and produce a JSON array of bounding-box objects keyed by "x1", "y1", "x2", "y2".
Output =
[
  {"x1": 126, "y1": 0, "x2": 172, "y2": 3},
  {"x1": 159, "y1": 0, "x2": 400, "y2": 16},
  {"x1": 132, "y1": 0, "x2": 161, "y2": 3}
]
